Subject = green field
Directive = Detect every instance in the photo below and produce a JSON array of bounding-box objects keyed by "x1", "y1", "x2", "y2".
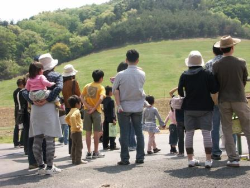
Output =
[{"x1": 1, "y1": 38, "x2": 250, "y2": 107}]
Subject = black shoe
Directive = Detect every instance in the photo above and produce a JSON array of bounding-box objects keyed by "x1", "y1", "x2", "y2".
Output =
[
  {"x1": 147, "y1": 151, "x2": 153, "y2": 154},
  {"x1": 135, "y1": 159, "x2": 144, "y2": 164},
  {"x1": 103, "y1": 146, "x2": 110, "y2": 150},
  {"x1": 211, "y1": 154, "x2": 221, "y2": 160},
  {"x1": 153, "y1": 148, "x2": 161, "y2": 153},
  {"x1": 117, "y1": 161, "x2": 130, "y2": 165}
]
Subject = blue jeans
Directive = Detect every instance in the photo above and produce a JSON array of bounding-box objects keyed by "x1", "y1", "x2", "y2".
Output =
[
  {"x1": 59, "y1": 124, "x2": 69, "y2": 145},
  {"x1": 118, "y1": 112, "x2": 145, "y2": 162},
  {"x1": 212, "y1": 105, "x2": 222, "y2": 156},
  {"x1": 129, "y1": 123, "x2": 137, "y2": 147}
]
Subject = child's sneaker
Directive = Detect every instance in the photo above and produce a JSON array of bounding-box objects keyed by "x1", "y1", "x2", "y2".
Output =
[
  {"x1": 86, "y1": 152, "x2": 92, "y2": 159},
  {"x1": 188, "y1": 159, "x2": 200, "y2": 167},
  {"x1": 92, "y1": 151, "x2": 105, "y2": 158},
  {"x1": 153, "y1": 148, "x2": 161, "y2": 153},
  {"x1": 205, "y1": 160, "x2": 213, "y2": 168},
  {"x1": 46, "y1": 166, "x2": 62, "y2": 175},
  {"x1": 37, "y1": 166, "x2": 46, "y2": 175},
  {"x1": 227, "y1": 160, "x2": 240, "y2": 167},
  {"x1": 117, "y1": 105, "x2": 124, "y2": 113}
]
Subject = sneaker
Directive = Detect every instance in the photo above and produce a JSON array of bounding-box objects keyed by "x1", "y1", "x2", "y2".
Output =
[
  {"x1": 188, "y1": 159, "x2": 200, "y2": 167},
  {"x1": 86, "y1": 152, "x2": 92, "y2": 159},
  {"x1": 153, "y1": 148, "x2": 161, "y2": 153},
  {"x1": 117, "y1": 161, "x2": 130, "y2": 165},
  {"x1": 75, "y1": 160, "x2": 88, "y2": 165},
  {"x1": 205, "y1": 160, "x2": 213, "y2": 168},
  {"x1": 227, "y1": 160, "x2": 240, "y2": 167},
  {"x1": 38, "y1": 166, "x2": 46, "y2": 175},
  {"x1": 46, "y1": 166, "x2": 62, "y2": 175},
  {"x1": 14, "y1": 146, "x2": 19, "y2": 149},
  {"x1": 211, "y1": 154, "x2": 221, "y2": 160},
  {"x1": 92, "y1": 151, "x2": 105, "y2": 158},
  {"x1": 147, "y1": 151, "x2": 153, "y2": 155},
  {"x1": 176, "y1": 153, "x2": 185, "y2": 157},
  {"x1": 135, "y1": 159, "x2": 144, "y2": 164},
  {"x1": 29, "y1": 164, "x2": 38, "y2": 170}
]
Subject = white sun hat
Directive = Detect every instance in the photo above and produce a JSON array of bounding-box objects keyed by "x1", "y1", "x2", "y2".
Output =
[
  {"x1": 62, "y1": 64, "x2": 78, "y2": 77},
  {"x1": 39, "y1": 53, "x2": 58, "y2": 71},
  {"x1": 185, "y1": 50, "x2": 204, "y2": 67}
]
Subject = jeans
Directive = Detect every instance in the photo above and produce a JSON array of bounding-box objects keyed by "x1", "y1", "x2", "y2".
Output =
[
  {"x1": 118, "y1": 112, "x2": 145, "y2": 162},
  {"x1": 59, "y1": 124, "x2": 69, "y2": 145},
  {"x1": 211, "y1": 105, "x2": 222, "y2": 156},
  {"x1": 169, "y1": 124, "x2": 178, "y2": 145},
  {"x1": 129, "y1": 123, "x2": 137, "y2": 148},
  {"x1": 177, "y1": 121, "x2": 185, "y2": 154}
]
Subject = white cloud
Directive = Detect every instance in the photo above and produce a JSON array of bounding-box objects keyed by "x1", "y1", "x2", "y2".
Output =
[{"x1": 0, "y1": 0, "x2": 109, "y2": 22}]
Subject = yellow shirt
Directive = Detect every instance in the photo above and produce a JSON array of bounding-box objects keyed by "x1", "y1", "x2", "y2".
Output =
[
  {"x1": 81, "y1": 82, "x2": 106, "y2": 113},
  {"x1": 65, "y1": 108, "x2": 83, "y2": 133}
]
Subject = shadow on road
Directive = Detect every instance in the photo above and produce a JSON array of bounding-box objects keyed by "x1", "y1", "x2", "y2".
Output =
[{"x1": 94, "y1": 164, "x2": 143, "y2": 174}]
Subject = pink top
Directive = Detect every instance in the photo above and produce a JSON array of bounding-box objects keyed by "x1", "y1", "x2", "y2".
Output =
[
  {"x1": 25, "y1": 75, "x2": 54, "y2": 91},
  {"x1": 165, "y1": 109, "x2": 177, "y2": 125}
]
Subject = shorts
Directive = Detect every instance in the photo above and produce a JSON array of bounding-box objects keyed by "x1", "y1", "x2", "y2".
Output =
[{"x1": 83, "y1": 110, "x2": 102, "y2": 132}]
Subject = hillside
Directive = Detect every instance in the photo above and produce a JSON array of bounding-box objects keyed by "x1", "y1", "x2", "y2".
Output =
[
  {"x1": 1, "y1": 0, "x2": 250, "y2": 80},
  {"x1": 1, "y1": 38, "x2": 250, "y2": 107}
]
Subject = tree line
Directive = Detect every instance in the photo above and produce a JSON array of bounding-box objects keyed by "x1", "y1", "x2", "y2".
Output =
[{"x1": 1, "y1": 0, "x2": 250, "y2": 80}]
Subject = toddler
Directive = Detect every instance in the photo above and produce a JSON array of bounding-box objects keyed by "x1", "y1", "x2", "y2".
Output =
[{"x1": 142, "y1": 95, "x2": 165, "y2": 154}]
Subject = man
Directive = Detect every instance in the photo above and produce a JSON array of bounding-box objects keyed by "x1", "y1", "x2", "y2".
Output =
[
  {"x1": 213, "y1": 35, "x2": 250, "y2": 167},
  {"x1": 205, "y1": 44, "x2": 223, "y2": 160},
  {"x1": 112, "y1": 49, "x2": 145, "y2": 165}
]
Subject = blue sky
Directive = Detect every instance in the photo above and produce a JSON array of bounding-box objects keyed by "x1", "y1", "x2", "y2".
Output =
[{"x1": 0, "y1": 0, "x2": 109, "y2": 22}]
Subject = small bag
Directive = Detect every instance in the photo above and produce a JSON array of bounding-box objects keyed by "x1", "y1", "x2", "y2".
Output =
[
  {"x1": 170, "y1": 96, "x2": 184, "y2": 110},
  {"x1": 109, "y1": 123, "x2": 117, "y2": 137}
]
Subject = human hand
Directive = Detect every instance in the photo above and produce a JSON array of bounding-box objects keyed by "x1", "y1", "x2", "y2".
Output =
[
  {"x1": 113, "y1": 120, "x2": 116, "y2": 125},
  {"x1": 51, "y1": 82, "x2": 56, "y2": 86},
  {"x1": 88, "y1": 108, "x2": 95, "y2": 114},
  {"x1": 33, "y1": 99, "x2": 47, "y2": 106}
]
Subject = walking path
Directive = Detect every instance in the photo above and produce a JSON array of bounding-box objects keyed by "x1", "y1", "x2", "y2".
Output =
[{"x1": 0, "y1": 131, "x2": 250, "y2": 188}]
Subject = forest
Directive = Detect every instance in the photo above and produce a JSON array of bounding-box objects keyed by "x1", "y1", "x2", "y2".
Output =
[{"x1": 1, "y1": 0, "x2": 250, "y2": 80}]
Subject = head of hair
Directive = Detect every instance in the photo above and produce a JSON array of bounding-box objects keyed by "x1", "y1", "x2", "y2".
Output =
[
  {"x1": 145, "y1": 95, "x2": 154, "y2": 105},
  {"x1": 59, "y1": 97, "x2": 64, "y2": 104},
  {"x1": 117, "y1": 62, "x2": 128, "y2": 72},
  {"x1": 29, "y1": 62, "x2": 43, "y2": 79},
  {"x1": 16, "y1": 78, "x2": 25, "y2": 87},
  {"x1": 68, "y1": 95, "x2": 81, "y2": 108},
  {"x1": 126, "y1": 49, "x2": 139, "y2": 63},
  {"x1": 63, "y1": 75, "x2": 75, "y2": 83},
  {"x1": 105, "y1": 86, "x2": 112, "y2": 95},
  {"x1": 33, "y1": 55, "x2": 40, "y2": 62},
  {"x1": 221, "y1": 47, "x2": 232, "y2": 54},
  {"x1": 92, "y1": 70, "x2": 104, "y2": 82},
  {"x1": 213, "y1": 44, "x2": 223, "y2": 56}
]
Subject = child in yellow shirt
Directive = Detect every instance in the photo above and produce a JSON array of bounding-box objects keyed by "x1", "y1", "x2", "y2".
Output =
[{"x1": 65, "y1": 95, "x2": 88, "y2": 165}]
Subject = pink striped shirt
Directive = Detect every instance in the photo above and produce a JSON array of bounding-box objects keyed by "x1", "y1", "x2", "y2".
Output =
[
  {"x1": 25, "y1": 75, "x2": 54, "y2": 91},
  {"x1": 165, "y1": 109, "x2": 177, "y2": 125}
]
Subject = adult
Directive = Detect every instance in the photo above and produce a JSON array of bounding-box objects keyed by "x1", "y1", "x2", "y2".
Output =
[
  {"x1": 178, "y1": 51, "x2": 219, "y2": 168},
  {"x1": 112, "y1": 49, "x2": 145, "y2": 165},
  {"x1": 62, "y1": 64, "x2": 81, "y2": 155},
  {"x1": 23, "y1": 53, "x2": 63, "y2": 175},
  {"x1": 205, "y1": 44, "x2": 223, "y2": 160},
  {"x1": 13, "y1": 79, "x2": 25, "y2": 148},
  {"x1": 213, "y1": 35, "x2": 250, "y2": 167}
]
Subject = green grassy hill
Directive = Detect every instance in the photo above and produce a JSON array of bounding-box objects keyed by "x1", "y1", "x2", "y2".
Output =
[{"x1": 1, "y1": 38, "x2": 250, "y2": 107}]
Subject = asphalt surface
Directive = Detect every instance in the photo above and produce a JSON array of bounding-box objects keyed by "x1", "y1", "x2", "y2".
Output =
[{"x1": 1, "y1": 131, "x2": 250, "y2": 188}]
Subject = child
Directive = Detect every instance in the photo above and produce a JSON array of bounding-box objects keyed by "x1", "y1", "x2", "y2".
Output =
[
  {"x1": 142, "y1": 95, "x2": 165, "y2": 154},
  {"x1": 25, "y1": 62, "x2": 60, "y2": 108},
  {"x1": 58, "y1": 97, "x2": 69, "y2": 145},
  {"x1": 65, "y1": 95, "x2": 88, "y2": 165},
  {"x1": 81, "y1": 70, "x2": 106, "y2": 159},
  {"x1": 102, "y1": 86, "x2": 119, "y2": 150},
  {"x1": 165, "y1": 101, "x2": 178, "y2": 154}
]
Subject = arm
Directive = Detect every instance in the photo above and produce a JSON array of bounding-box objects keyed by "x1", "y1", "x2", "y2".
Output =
[
  {"x1": 110, "y1": 100, "x2": 116, "y2": 124},
  {"x1": 25, "y1": 80, "x2": 30, "y2": 91},
  {"x1": 112, "y1": 73, "x2": 120, "y2": 95},
  {"x1": 164, "y1": 111, "x2": 170, "y2": 125},
  {"x1": 46, "y1": 74, "x2": 63, "y2": 102},
  {"x1": 88, "y1": 95, "x2": 105, "y2": 114},
  {"x1": 243, "y1": 63, "x2": 248, "y2": 86},
  {"x1": 154, "y1": 108, "x2": 165, "y2": 126},
  {"x1": 178, "y1": 74, "x2": 185, "y2": 97},
  {"x1": 169, "y1": 87, "x2": 178, "y2": 98},
  {"x1": 114, "y1": 89, "x2": 120, "y2": 106},
  {"x1": 40, "y1": 75, "x2": 55, "y2": 87},
  {"x1": 75, "y1": 81, "x2": 81, "y2": 97},
  {"x1": 70, "y1": 113, "x2": 79, "y2": 129},
  {"x1": 22, "y1": 89, "x2": 33, "y2": 104}
]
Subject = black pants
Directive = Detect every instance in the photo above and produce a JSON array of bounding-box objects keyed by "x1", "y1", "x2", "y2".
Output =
[
  {"x1": 103, "y1": 120, "x2": 116, "y2": 149},
  {"x1": 13, "y1": 124, "x2": 24, "y2": 146},
  {"x1": 177, "y1": 121, "x2": 185, "y2": 154},
  {"x1": 23, "y1": 121, "x2": 30, "y2": 154}
]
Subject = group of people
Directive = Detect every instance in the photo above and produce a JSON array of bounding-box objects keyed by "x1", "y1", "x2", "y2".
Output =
[{"x1": 12, "y1": 35, "x2": 250, "y2": 176}]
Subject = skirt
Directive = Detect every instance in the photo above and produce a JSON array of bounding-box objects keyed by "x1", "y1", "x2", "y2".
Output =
[
  {"x1": 29, "y1": 103, "x2": 62, "y2": 138},
  {"x1": 142, "y1": 122, "x2": 160, "y2": 133}
]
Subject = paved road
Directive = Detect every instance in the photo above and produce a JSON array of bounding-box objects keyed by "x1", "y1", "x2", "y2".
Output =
[{"x1": 0, "y1": 131, "x2": 250, "y2": 188}]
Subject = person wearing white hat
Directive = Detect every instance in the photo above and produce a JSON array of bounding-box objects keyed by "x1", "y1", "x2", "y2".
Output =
[
  {"x1": 213, "y1": 35, "x2": 250, "y2": 167},
  {"x1": 178, "y1": 50, "x2": 219, "y2": 168},
  {"x1": 22, "y1": 53, "x2": 63, "y2": 175},
  {"x1": 62, "y1": 64, "x2": 81, "y2": 156}
]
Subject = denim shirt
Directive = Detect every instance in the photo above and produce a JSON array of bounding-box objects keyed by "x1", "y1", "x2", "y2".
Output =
[
  {"x1": 22, "y1": 71, "x2": 63, "y2": 103},
  {"x1": 205, "y1": 55, "x2": 223, "y2": 72}
]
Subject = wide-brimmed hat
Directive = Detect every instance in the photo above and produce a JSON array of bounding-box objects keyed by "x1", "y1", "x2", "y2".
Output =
[
  {"x1": 38, "y1": 53, "x2": 58, "y2": 71},
  {"x1": 185, "y1": 51, "x2": 204, "y2": 67},
  {"x1": 214, "y1": 35, "x2": 241, "y2": 48},
  {"x1": 62, "y1": 64, "x2": 78, "y2": 77}
]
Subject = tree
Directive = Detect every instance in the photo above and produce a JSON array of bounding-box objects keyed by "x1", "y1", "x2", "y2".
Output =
[
  {"x1": 51, "y1": 43, "x2": 71, "y2": 63},
  {"x1": 0, "y1": 60, "x2": 20, "y2": 80}
]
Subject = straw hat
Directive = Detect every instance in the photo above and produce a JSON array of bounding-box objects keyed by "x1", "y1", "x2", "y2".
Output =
[
  {"x1": 185, "y1": 51, "x2": 204, "y2": 67},
  {"x1": 39, "y1": 53, "x2": 58, "y2": 71},
  {"x1": 62, "y1": 64, "x2": 78, "y2": 77},
  {"x1": 214, "y1": 35, "x2": 241, "y2": 48}
]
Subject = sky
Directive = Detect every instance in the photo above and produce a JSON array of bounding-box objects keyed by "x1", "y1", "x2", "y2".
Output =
[{"x1": 0, "y1": 0, "x2": 109, "y2": 22}]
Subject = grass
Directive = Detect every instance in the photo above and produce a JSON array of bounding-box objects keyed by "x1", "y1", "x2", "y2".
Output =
[{"x1": 1, "y1": 38, "x2": 250, "y2": 107}]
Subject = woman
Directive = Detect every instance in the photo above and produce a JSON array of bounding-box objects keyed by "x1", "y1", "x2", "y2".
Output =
[
  {"x1": 62, "y1": 64, "x2": 81, "y2": 155},
  {"x1": 178, "y1": 51, "x2": 219, "y2": 168},
  {"x1": 23, "y1": 53, "x2": 63, "y2": 175}
]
